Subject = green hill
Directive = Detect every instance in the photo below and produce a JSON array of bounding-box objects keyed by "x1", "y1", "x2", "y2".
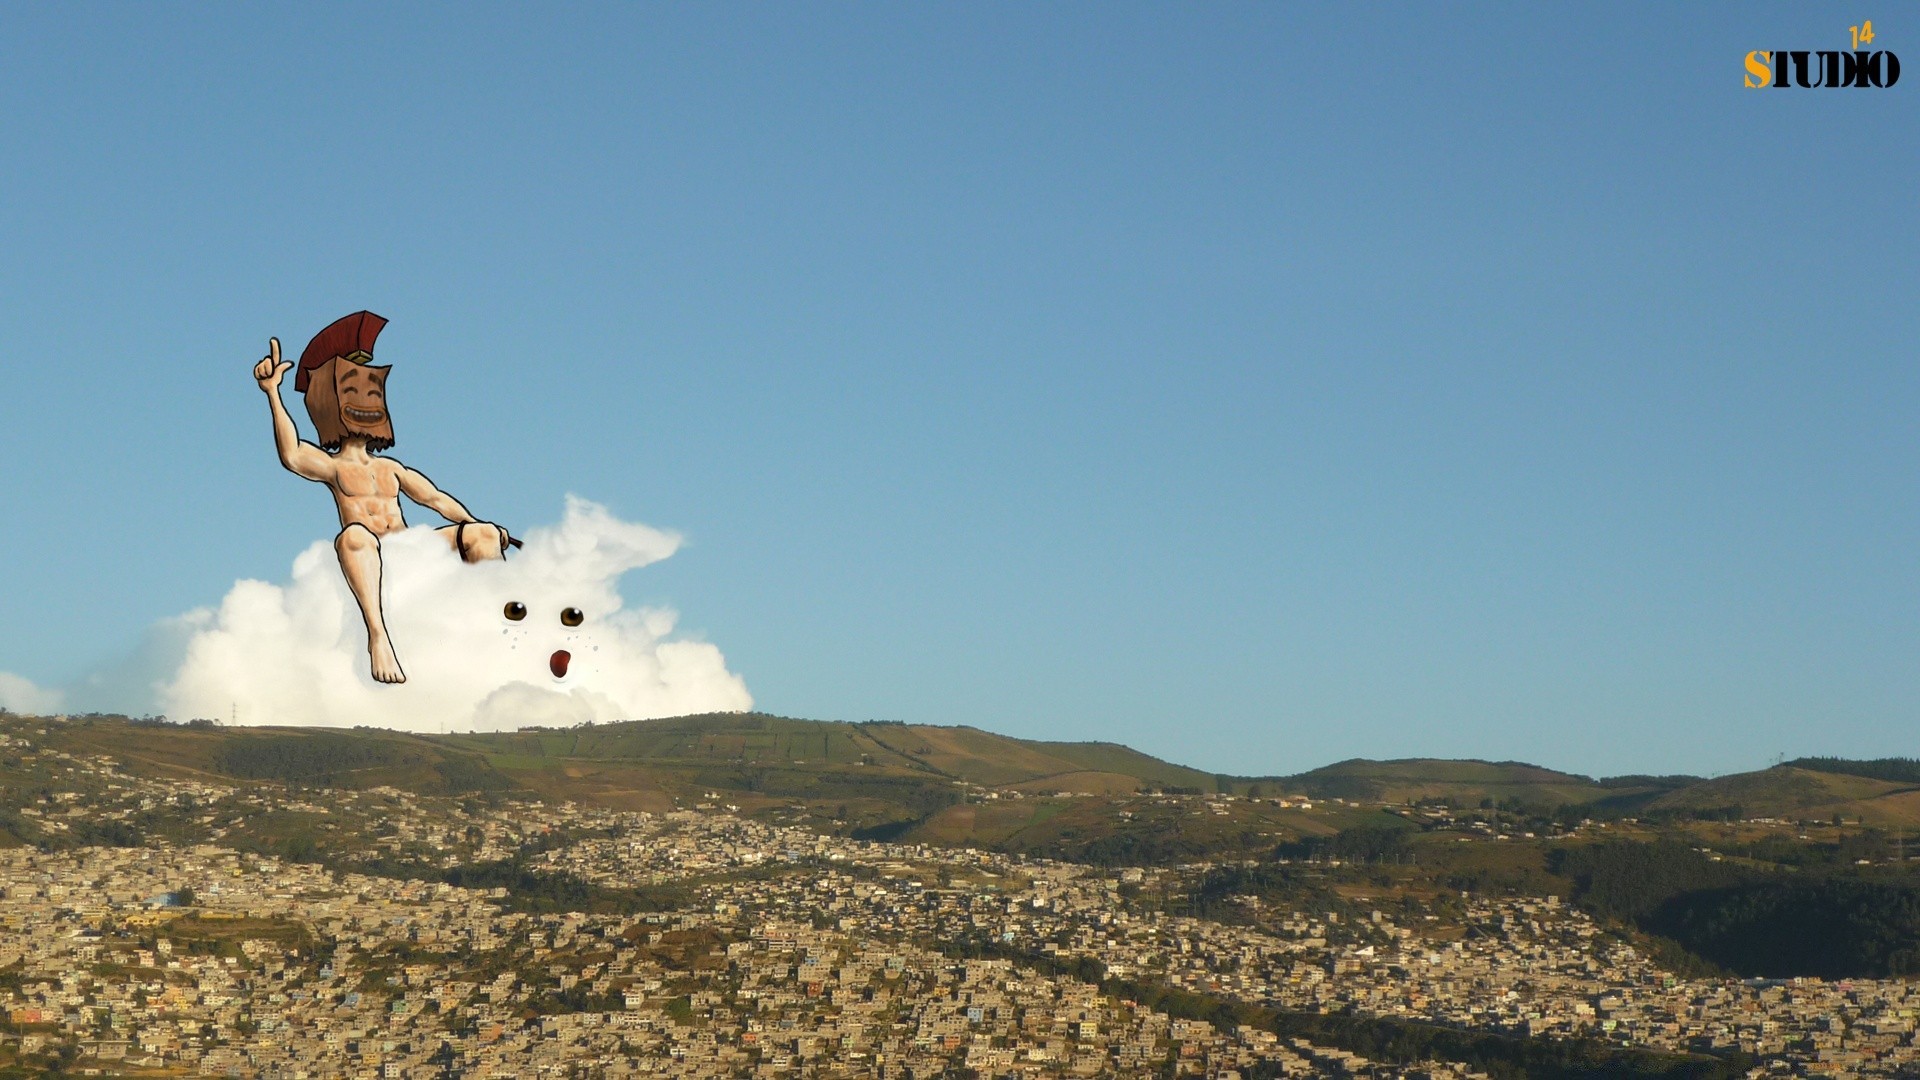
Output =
[
  {"x1": 21, "y1": 712, "x2": 1918, "y2": 837},
  {"x1": 854, "y1": 724, "x2": 1219, "y2": 792},
  {"x1": 1270, "y1": 757, "x2": 1616, "y2": 809},
  {"x1": 1646, "y1": 765, "x2": 1920, "y2": 826},
  {"x1": 21, "y1": 712, "x2": 1221, "y2": 812}
]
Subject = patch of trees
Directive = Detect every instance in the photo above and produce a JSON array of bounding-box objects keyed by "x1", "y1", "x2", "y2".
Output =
[
  {"x1": 695, "y1": 766, "x2": 960, "y2": 818},
  {"x1": 1646, "y1": 878, "x2": 1920, "y2": 978},
  {"x1": 18, "y1": 814, "x2": 148, "y2": 852},
  {"x1": 1548, "y1": 841, "x2": 1757, "y2": 922},
  {"x1": 430, "y1": 754, "x2": 515, "y2": 794},
  {"x1": 257, "y1": 832, "x2": 321, "y2": 863},
  {"x1": 1594, "y1": 774, "x2": 1703, "y2": 790},
  {"x1": 348, "y1": 855, "x2": 687, "y2": 916},
  {"x1": 1176, "y1": 863, "x2": 1353, "y2": 921},
  {"x1": 1287, "y1": 777, "x2": 1382, "y2": 801},
  {"x1": 998, "y1": 822, "x2": 1272, "y2": 867},
  {"x1": 524, "y1": 981, "x2": 623, "y2": 1015},
  {"x1": 1784, "y1": 756, "x2": 1920, "y2": 784},
  {"x1": 214, "y1": 734, "x2": 420, "y2": 782},
  {"x1": 1715, "y1": 829, "x2": 1895, "y2": 869},
  {"x1": 438, "y1": 858, "x2": 687, "y2": 916},
  {"x1": 849, "y1": 818, "x2": 920, "y2": 843},
  {"x1": 1059, "y1": 830, "x2": 1217, "y2": 867},
  {"x1": 1642, "y1": 805, "x2": 1748, "y2": 825},
  {"x1": 67, "y1": 819, "x2": 145, "y2": 849},
  {"x1": 1272, "y1": 824, "x2": 1414, "y2": 863},
  {"x1": 209, "y1": 736, "x2": 507, "y2": 795},
  {"x1": 1552, "y1": 839, "x2": 1920, "y2": 978},
  {"x1": 652, "y1": 712, "x2": 780, "y2": 733}
]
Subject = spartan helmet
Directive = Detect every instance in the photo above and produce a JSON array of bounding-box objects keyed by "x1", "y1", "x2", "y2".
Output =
[{"x1": 296, "y1": 311, "x2": 395, "y2": 451}]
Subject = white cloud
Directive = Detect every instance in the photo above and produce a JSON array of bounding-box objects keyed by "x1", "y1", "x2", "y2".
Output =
[
  {"x1": 0, "y1": 671, "x2": 63, "y2": 715},
  {"x1": 154, "y1": 495, "x2": 751, "y2": 730}
]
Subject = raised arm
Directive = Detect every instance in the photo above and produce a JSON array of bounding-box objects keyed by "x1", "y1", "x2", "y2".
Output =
[
  {"x1": 253, "y1": 338, "x2": 334, "y2": 483},
  {"x1": 396, "y1": 465, "x2": 479, "y2": 524}
]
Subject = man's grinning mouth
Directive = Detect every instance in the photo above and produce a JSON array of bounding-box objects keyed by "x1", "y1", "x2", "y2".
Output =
[{"x1": 344, "y1": 407, "x2": 385, "y2": 423}]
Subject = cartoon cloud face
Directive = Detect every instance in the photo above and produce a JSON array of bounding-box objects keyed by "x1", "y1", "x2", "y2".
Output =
[
  {"x1": 159, "y1": 496, "x2": 752, "y2": 730},
  {"x1": 499, "y1": 598, "x2": 590, "y2": 682}
]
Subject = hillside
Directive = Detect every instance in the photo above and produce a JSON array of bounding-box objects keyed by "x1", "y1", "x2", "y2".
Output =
[
  {"x1": 1647, "y1": 764, "x2": 1920, "y2": 827},
  {"x1": 1268, "y1": 757, "x2": 1621, "y2": 809},
  {"x1": 22, "y1": 712, "x2": 1221, "y2": 815},
  {"x1": 860, "y1": 725, "x2": 1220, "y2": 792},
  {"x1": 21, "y1": 712, "x2": 1920, "y2": 843}
]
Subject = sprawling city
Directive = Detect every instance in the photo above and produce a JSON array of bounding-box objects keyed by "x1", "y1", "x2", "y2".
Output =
[{"x1": 0, "y1": 714, "x2": 1915, "y2": 1078}]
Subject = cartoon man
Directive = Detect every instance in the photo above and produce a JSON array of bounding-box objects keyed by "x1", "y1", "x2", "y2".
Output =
[{"x1": 252, "y1": 311, "x2": 514, "y2": 684}]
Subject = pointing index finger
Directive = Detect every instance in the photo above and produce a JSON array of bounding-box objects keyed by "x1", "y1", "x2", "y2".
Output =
[{"x1": 269, "y1": 337, "x2": 282, "y2": 364}]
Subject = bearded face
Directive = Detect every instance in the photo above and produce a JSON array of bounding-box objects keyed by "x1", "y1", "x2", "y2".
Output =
[{"x1": 303, "y1": 354, "x2": 396, "y2": 451}]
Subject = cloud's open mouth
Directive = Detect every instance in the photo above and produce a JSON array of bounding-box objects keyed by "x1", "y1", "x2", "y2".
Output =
[{"x1": 549, "y1": 649, "x2": 571, "y2": 679}]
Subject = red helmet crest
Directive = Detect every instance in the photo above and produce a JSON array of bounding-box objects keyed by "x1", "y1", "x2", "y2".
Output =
[{"x1": 295, "y1": 311, "x2": 388, "y2": 393}]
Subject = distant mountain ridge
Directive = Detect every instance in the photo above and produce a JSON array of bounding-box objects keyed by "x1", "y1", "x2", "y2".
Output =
[{"x1": 11, "y1": 710, "x2": 1917, "y2": 826}]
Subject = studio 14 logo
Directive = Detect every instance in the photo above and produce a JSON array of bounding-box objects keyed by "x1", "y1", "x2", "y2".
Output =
[{"x1": 1745, "y1": 21, "x2": 1900, "y2": 87}]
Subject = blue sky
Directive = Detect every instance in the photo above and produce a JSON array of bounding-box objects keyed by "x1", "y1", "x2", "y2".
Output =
[{"x1": 1, "y1": 4, "x2": 1914, "y2": 778}]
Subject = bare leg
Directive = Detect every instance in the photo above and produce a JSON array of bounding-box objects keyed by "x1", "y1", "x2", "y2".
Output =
[
  {"x1": 438, "y1": 522, "x2": 509, "y2": 563},
  {"x1": 336, "y1": 524, "x2": 405, "y2": 684}
]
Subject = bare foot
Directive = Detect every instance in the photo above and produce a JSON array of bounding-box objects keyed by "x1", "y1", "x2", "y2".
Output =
[{"x1": 370, "y1": 637, "x2": 407, "y2": 684}]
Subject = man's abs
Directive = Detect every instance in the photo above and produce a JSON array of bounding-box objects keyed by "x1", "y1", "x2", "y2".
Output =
[
  {"x1": 333, "y1": 493, "x2": 407, "y2": 535},
  {"x1": 330, "y1": 458, "x2": 406, "y2": 535}
]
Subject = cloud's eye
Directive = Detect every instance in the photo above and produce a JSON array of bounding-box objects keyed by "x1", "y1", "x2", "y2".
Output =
[
  {"x1": 561, "y1": 607, "x2": 584, "y2": 627},
  {"x1": 504, "y1": 602, "x2": 527, "y2": 622}
]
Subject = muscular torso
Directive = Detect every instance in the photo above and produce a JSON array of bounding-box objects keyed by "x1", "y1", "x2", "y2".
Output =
[{"x1": 328, "y1": 454, "x2": 409, "y2": 536}]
